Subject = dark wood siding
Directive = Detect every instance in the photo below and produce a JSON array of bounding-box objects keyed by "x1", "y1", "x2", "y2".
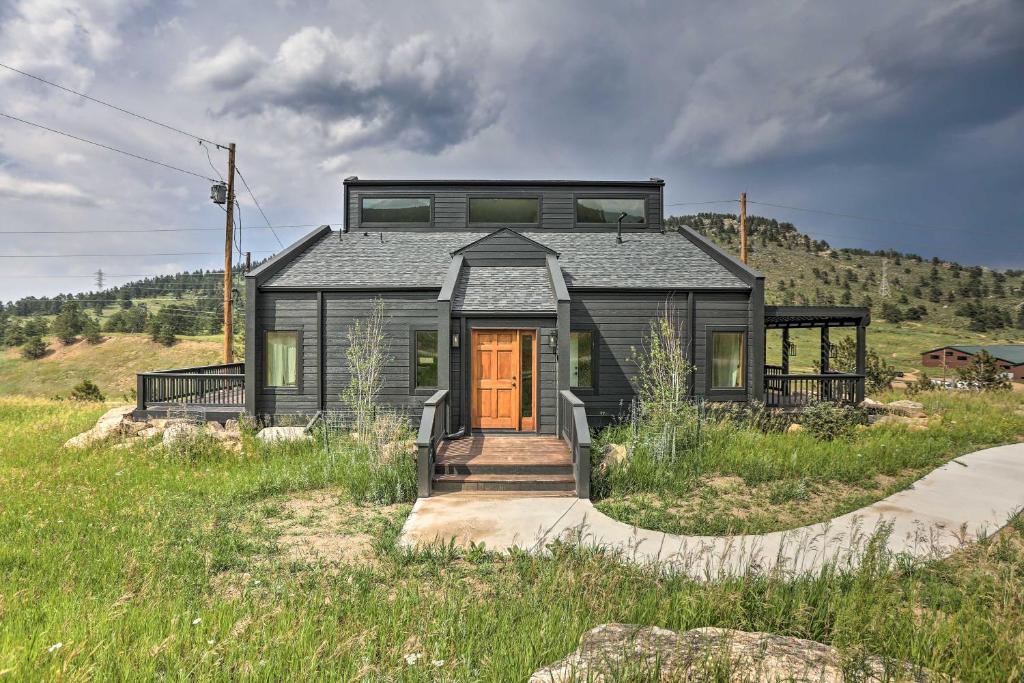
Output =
[
  {"x1": 322, "y1": 291, "x2": 440, "y2": 419},
  {"x1": 694, "y1": 292, "x2": 754, "y2": 396},
  {"x1": 457, "y1": 232, "x2": 551, "y2": 266},
  {"x1": 570, "y1": 291, "x2": 686, "y2": 422},
  {"x1": 254, "y1": 289, "x2": 440, "y2": 420},
  {"x1": 255, "y1": 292, "x2": 319, "y2": 416},
  {"x1": 570, "y1": 289, "x2": 754, "y2": 422},
  {"x1": 348, "y1": 183, "x2": 663, "y2": 233}
]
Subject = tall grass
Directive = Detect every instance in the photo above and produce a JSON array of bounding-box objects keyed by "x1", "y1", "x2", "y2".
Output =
[
  {"x1": 1, "y1": 397, "x2": 1023, "y2": 679},
  {"x1": 594, "y1": 390, "x2": 1024, "y2": 534}
]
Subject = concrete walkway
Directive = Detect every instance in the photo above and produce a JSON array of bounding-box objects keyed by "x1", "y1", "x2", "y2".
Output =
[{"x1": 399, "y1": 443, "x2": 1024, "y2": 579}]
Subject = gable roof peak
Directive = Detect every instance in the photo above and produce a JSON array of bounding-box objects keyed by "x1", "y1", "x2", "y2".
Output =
[{"x1": 451, "y1": 228, "x2": 560, "y2": 257}]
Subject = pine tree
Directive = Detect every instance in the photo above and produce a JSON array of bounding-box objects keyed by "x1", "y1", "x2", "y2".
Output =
[
  {"x1": 21, "y1": 334, "x2": 48, "y2": 360},
  {"x1": 51, "y1": 301, "x2": 84, "y2": 344},
  {"x1": 957, "y1": 351, "x2": 1010, "y2": 390},
  {"x1": 82, "y1": 316, "x2": 103, "y2": 344}
]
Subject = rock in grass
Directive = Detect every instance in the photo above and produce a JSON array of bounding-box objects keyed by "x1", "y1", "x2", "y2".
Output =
[
  {"x1": 859, "y1": 398, "x2": 887, "y2": 412},
  {"x1": 886, "y1": 400, "x2": 927, "y2": 418},
  {"x1": 786, "y1": 423, "x2": 804, "y2": 433},
  {"x1": 529, "y1": 623, "x2": 938, "y2": 683},
  {"x1": 163, "y1": 422, "x2": 202, "y2": 446},
  {"x1": 602, "y1": 444, "x2": 628, "y2": 467},
  {"x1": 63, "y1": 405, "x2": 136, "y2": 449},
  {"x1": 255, "y1": 426, "x2": 311, "y2": 443}
]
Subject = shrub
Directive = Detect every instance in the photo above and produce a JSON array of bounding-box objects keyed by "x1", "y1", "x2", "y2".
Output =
[
  {"x1": 21, "y1": 334, "x2": 48, "y2": 360},
  {"x1": 905, "y1": 371, "x2": 934, "y2": 397},
  {"x1": 629, "y1": 307, "x2": 692, "y2": 425},
  {"x1": 69, "y1": 379, "x2": 105, "y2": 402},
  {"x1": 342, "y1": 298, "x2": 392, "y2": 440},
  {"x1": 799, "y1": 401, "x2": 864, "y2": 441},
  {"x1": 824, "y1": 336, "x2": 897, "y2": 393},
  {"x1": 957, "y1": 350, "x2": 1011, "y2": 391}
]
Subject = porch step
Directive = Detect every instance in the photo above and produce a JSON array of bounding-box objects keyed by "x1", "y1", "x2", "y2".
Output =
[
  {"x1": 431, "y1": 433, "x2": 577, "y2": 494},
  {"x1": 435, "y1": 462, "x2": 573, "y2": 476},
  {"x1": 431, "y1": 473, "x2": 576, "y2": 494}
]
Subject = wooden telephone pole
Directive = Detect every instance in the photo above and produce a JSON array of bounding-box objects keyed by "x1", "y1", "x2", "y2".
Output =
[
  {"x1": 739, "y1": 191, "x2": 748, "y2": 264},
  {"x1": 223, "y1": 142, "x2": 237, "y2": 363}
]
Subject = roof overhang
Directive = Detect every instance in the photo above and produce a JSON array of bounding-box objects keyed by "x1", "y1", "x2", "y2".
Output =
[{"x1": 764, "y1": 305, "x2": 870, "y2": 328}]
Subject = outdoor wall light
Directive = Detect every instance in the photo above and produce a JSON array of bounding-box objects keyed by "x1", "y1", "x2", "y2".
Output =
[
  {"x1": 547, "y1": 329, "x2": 558, "y2": 353},
  {"x1": 451, "y1": 332, "x2": 460, "y2": 348}
]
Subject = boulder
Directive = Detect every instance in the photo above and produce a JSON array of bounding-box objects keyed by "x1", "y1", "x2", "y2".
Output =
[
  {"x1": 859, "y1": 398, "x2": 887, "y2": 412},
  {"x1": 886, "y1": 400, "x2": 927, "y2": 418},
  {"x1": 162, "y1": 422, "x2": 202, "y2": 446},
  {"x1": 63, "y1": 405, "x2": 136, "y2": 449},
  {"x1": 529, "y1": 623, "x2": 937, "y2": 683},
  {"x1": 206, "y1": 421, "x2": 225, "y2": 433},
  {"x1": 602, "y1": 444, "x2": 628, "y2": 468},
  {"x1": 873, "y1": 414, "x2": 929, "y2": 431},
  {"x1": 255, "y1": 426, "x2": 311, "y2": 443},
  {"x1": 137, "y1": 427, "x2": 160, "y2": 439},
  {"x1": 223, "y1": 419, "x2": 241, "y2": 434},
  {"x1": 786, "y1": 423, "x2": 804, "y2": 434}
]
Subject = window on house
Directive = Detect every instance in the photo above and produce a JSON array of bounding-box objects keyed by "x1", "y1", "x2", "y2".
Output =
[
  {"x1": 415, "y1": 330, "x2": 438, "y2": 389},
  {"x1": 361, "y1": 197, "x2": 431, "y2": 223},
  {"x1": 521, "y1": 333, "x2": 533, "y2": 418},
  {"x1": 929, "y1": 354, "x2": 940, "y2": 360},
  {"x1": 265, "y1": 331, "x2": 298, "y2": 388},
  {"x1": 957, "y1": 355, "x2": 968, "y2": 361},
  {"x1": 570, "y1": 330, "x2": 594, "y2": 388},
  {"x1": 711, "y1": 331, "x2": 745, "y2": 389},
  {"x1": 576, "y1": 197, "x2": 645, "y2": 224},
  {"x1": 469, "y1": 197, "x2": 539, "y2": 224}
]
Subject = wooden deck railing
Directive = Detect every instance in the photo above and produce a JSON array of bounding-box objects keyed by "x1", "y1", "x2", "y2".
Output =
[
  {"x1": 136, "y1": 362, "x2": 245, "y2": 411},
  {"x1": 558, "y1": 390, "x2": 591, "y2": 499},
  {"x1": 764, "y1": 372, "x2": 864, "y2": 408},
  {"x1": 415, "y1": 389, "x2": 449, "y2": 498}
]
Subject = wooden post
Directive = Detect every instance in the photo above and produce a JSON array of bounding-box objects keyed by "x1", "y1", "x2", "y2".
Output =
[
  {"x1": 781, "y1": 327, "x2": 790, "y2": 374},
  {"x1": 855, "y1": 325, "x2": 866, "y2": 402},
  {"x1": 820, "y1": 326, "x2": 830, "y2": 373},
  {"x1": 223, "y1": 142, "x2": 237, "y2": 363},
  {"x1": 739, "y1": 191, "x2": 748, "y2": 264}
]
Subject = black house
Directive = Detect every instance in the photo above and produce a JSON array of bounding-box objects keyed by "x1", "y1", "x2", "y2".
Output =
[{"x1": 136, "y1": 178, "x2": 869, "y2": 497}]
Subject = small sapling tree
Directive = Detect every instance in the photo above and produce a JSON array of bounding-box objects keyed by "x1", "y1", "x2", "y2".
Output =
[{"x1": 343, "y1": 298, "x2": 392, "y2": 440}]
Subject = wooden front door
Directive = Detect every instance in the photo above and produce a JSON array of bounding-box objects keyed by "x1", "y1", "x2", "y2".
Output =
[{"x1": 471, "y1": 330, "x2": 521, "y2": 430}]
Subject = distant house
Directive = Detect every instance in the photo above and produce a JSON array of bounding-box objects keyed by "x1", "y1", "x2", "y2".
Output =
[
  {"x1": 135, "y1": 178, "x2": 872, "y2": 497},
  {"x1": 921, "y1": 345, "x2": 1024, "y2": 380}
]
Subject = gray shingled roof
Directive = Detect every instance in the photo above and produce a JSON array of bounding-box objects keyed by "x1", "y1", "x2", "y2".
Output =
[
  {"x1": 264, "y1": 230, "x2": 748, "y2": 289},
  {"x1": 452, "y1": 266, "x2": 555, "y2": 312}
]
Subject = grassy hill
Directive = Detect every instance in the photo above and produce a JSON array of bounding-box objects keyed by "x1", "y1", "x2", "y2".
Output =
[
  {"x1": 0, "y1": 333, "x2": 221, "y2": 399},
  {"x1": 674, "y1": 214, "x2": 1024, "y2": 376}
]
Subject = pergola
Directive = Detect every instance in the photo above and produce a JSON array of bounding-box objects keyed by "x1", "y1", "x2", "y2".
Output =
[{"x1": 763, "y1": 306, "x2": 871, "y2": 407}]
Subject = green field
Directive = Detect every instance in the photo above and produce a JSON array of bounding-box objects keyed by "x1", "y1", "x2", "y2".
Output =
[
  {"x1": 0, "y1": 333, "x2": 221, "y2": 399},
  {"x1": 1, "y1": 397, "x2": 1023, "y2": 680}
]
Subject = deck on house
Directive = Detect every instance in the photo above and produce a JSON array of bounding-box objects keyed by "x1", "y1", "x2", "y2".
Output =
[{"x1": 432, "y1": 434, "x2": 575, "y2": 494}]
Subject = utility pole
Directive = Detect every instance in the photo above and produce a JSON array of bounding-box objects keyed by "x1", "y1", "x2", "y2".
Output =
[
  {"x1": 223, "y1": 142, "x2": 236, "y2": 364},
  {"x1": 739, "y1": 191, "x2": 748, "y2": 264},
  {"x1": 94, "y1": 268, "x2": 104, "y2": 290}
]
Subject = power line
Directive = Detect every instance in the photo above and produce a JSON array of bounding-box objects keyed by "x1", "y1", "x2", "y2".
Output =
[
  {"x1": 744, "y1": 199, "x2": 1009, "y2": 240},
  {"x1": 0, "y1": 224, "x2": 324, "y2": 235},
  {"x1": 0, "y1": 111, "x2": 217, "y2": 182},
  {"x1": 0, "y1": 272, "x2": 227, "y2": 279},
  {"x1": 665, "y1": 200, "x2": 738, "y2": 207},
  {"x1": 0, "y1": 251, "x2": 274, "y2": 258},
  {"x1": 0, "y1": 61, "x2": 228, "y2": 148},
  {"x1": 235, "y1": 165, "x2": 285, "y2": 248}
]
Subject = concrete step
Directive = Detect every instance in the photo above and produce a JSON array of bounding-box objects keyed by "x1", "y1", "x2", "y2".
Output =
[{"x1": 431, "y1": 473, "x2": 577, "y2": 493}]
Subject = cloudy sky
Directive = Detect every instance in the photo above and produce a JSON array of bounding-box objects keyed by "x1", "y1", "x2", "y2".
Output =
[{"x1": 0, "y1": 0, "x2": 1022, "y2": 301}]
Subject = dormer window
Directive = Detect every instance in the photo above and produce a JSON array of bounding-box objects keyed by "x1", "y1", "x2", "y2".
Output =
[
  {"x1": 469, "y1": 197, "x2": 539, "y2": 225},
  {"x1": 360, "y1": 196, "x2": 432, "y2": 224},
  {"x1": 576, "y1": 197, "x2": 646, "y2": 225}
]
